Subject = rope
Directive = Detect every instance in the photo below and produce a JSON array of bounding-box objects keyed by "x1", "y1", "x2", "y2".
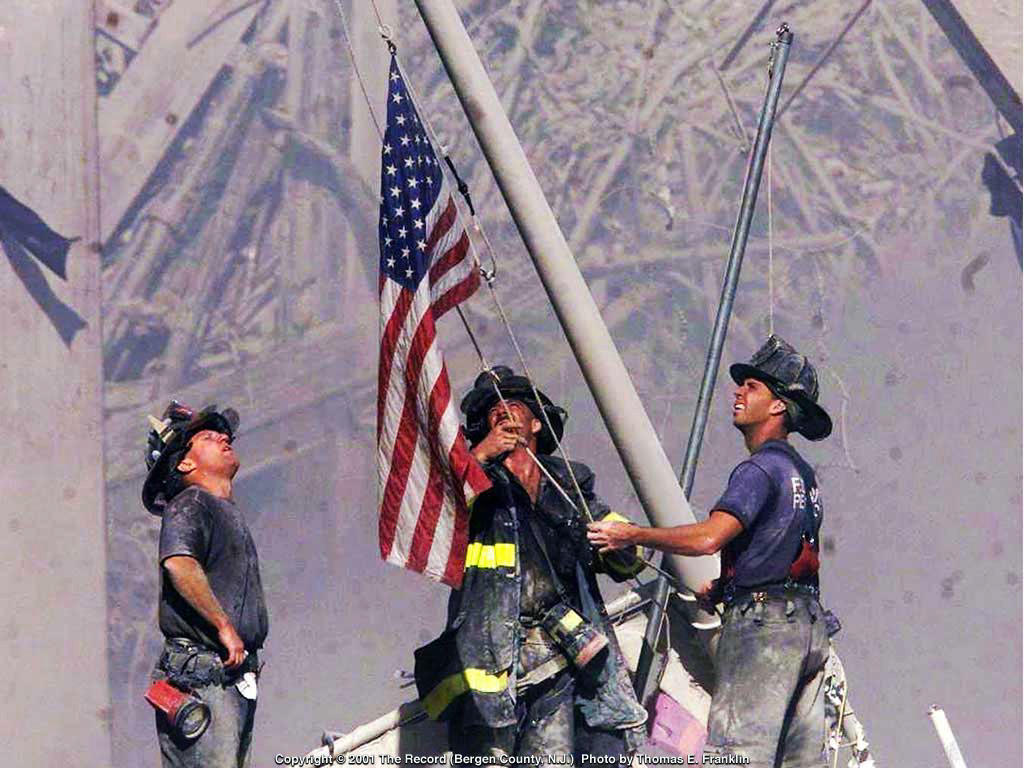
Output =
[
  {"x1": 767, "y1": 136, "x2": 775, "y2": 336},
  {"x1": 330, "y1": 0, "x2": 387, "y2": 140}
]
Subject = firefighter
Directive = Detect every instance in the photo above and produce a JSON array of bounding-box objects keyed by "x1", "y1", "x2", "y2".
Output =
[
  {"x1": 415, "y1": 367, "x2": 648, "y2": 761},
  {"x1": 142, "y1": 402, "x2": 268, "y2": 768},
  {"x1": 588, "y1": 336, "x2": 835, "y2": 767}
]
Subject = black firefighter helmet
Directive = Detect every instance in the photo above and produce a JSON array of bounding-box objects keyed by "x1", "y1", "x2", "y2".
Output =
[
  {"x1": 142, "y1": 401, "x2": 239, "y2": 514},
  {"x1": 729, "y1": 335, "x2": 832, "y2": 441},
  {"x1": 460, "y1": 366, "x2": 566, "y2": 455}
]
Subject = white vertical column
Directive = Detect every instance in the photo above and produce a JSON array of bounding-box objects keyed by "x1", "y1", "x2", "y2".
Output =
[{"x1": 0, "y1": 3, "x2": 112, "y2": 765}]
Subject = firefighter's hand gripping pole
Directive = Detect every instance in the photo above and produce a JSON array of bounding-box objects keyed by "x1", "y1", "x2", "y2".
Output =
[{"x1": 412, "y1": 0, "x2": 718, "y2": 625}]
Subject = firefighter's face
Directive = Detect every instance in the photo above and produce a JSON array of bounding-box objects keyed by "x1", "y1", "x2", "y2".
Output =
[
  {"x1": 487, "y1": 400, "x2": 541, "y2": 442},
  {"x1": 732, "y1": 378, "x2": 786, "y2": 429},
  {"x1": 178, "y1": 429, "x2": 239, "y2": 478}
]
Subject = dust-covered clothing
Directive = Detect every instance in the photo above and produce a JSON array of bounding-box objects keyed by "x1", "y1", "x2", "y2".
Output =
[
  {"x1": 706, "y1": 440, "x2": 828, "y2": 767},
  {"x1": 714, "y1": 439, "x2": 823, "y2": 589},
  {"x1": 153, "y1": 486, "x2": 267, "y2": 768},
  {"x1": 152, "y1": 640, "x2": 259, "y2": 768},
  {"x1": 158, "y1": 486, "x2": 269, "y2": 651},
  {"x1": 706, "y1": 595, "x2": 829, "y2": 768},
  {"x1": 415, "y1": 455, "x2": 646, "y2": 758},
  {"x1": 448, "y1": 670, "x2": 635, "y2": 761}
]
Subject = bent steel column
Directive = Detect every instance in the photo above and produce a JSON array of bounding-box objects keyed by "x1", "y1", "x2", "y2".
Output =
[{"x1": 412, "y1": 0, "x2": 718, "y2": 594}]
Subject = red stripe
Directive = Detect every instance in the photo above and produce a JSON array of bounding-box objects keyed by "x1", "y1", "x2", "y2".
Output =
[
  {"x1": 449, "y1": 429, "x2": 492, "y2": 496},
  {"x1": 404, "y1": 370, "x2": 455, "y2": 572},
  {"x1": 425, "y1": 197, "x2": 457, "y2": 255},
  {"x1": 429, "y1": 231, "x2": 469, "y2": 287},
  {"x1": 442, "y1": 492, "x2": 469, "y2": 587},
  {"x1": 431, "y1": 269, "x2": 481, "y2": 320},
  {"x1": 377, "y1": 307, "x2": 439, "y2": 559},
  {"x1": 377, "y1": 288, "x2": 415, "y2": 442}
]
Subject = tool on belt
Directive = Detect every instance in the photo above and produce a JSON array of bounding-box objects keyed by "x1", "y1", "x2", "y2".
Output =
[
  {"x1": 524, "y1": 512, "x2": 609, "y2": 672},
  {"x1": 146, "y1": 639, "x2": 261, "y2": 739},
  {"x1": 145, "y1": 679, "x2": 211, "y2": 741}
]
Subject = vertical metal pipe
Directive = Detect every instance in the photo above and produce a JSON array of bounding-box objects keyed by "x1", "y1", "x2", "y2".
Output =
[
  {"x1": 634, "y1": 24, "x2": 795, "y2": 697},
  {"x1": 633, "y1": 574, "x2": 671, "y2": 697},
  {"x1": 412, "y1": 0, "x2": 719, "y2": 594}
]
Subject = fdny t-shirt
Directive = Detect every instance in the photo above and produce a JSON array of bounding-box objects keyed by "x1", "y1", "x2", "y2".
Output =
[{"x1": 713, "y1": 439, "x2": 822, "y2": 589}]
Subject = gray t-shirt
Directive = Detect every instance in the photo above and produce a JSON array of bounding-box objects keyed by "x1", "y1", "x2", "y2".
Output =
[{"x1": 158, "y1": 486, "x2": 269, "y2": 651}]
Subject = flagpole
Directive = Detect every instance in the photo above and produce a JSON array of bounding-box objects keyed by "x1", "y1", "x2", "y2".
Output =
[{"x1": 411, "y1": 0, "x2": 719, "y2": 609}]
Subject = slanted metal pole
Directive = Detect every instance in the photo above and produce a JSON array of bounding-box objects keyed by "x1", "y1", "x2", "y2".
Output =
[
  {"x1": 635, "y1": 24, "x2": 795, "y2": 695},
  {"x1": 412, "y1": 0, "x2": 718, "y2": 597},
  {"x1": 928, "y1": 706, "x2": 969, "y2": 768},
  {"x1": 680, "y1": 23, "x2": 793, "y2": 498}
]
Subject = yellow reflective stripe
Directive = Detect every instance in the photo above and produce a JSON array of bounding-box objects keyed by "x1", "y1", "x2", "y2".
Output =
[
  {"x1": 601, "y1": 511, "x2": 630, "y2": 524},
  {"x1": 560, "y1": 610, "x2": 583, "y2": 632},
  {"x1": 423, "y1": 668, "x2": 509, "y2": 720},
  {"x1": 464, "y1": 542, "x2": 516, "y2": 570}
]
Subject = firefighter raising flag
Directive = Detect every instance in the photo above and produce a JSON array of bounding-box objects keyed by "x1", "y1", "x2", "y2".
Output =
[{"x1": 376, "y1": 55, "x2": 491, "y2": 587}]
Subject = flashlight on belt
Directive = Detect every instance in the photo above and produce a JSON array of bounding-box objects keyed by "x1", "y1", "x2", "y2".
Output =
[
  {"x1": 541, "y1": 603, "x2": 609, "y2": 669},
  {"x1": 145, "y1": 679, "x2": 211, "y2": 740}
]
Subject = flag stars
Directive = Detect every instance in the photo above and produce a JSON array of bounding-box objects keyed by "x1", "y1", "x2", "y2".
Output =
[
  {"x1": 396, "y1": 115, "x2": 406, "y2": 126},
  {"x1": 390, "y1": 186, "x2": 401, "y2": 198},
  {"x1": 400, "y1": 135, "x2": 410, "y2": 147},
  {"x1": 394, "y1": 206, "x2": 404, "y2": 217},
  {"x1": 386, "y1": 164, "x2": 397, "y2": 177},
  {"x1": 384, "y1": 236, "x2": 393, "y2": 247},
  {"x1": 390, "y1": 71, "x2": 400, "y2": 82},
  {"x1": 417, "y1": 240, "x2": 426, "y2": 251},
  {"x1": 401, "y1": 247, "x2": 410, "y2": 259},
  {"x1": 408, "y1": 178, "x2": 419, "y2": 189},
  {"x1": 410, "y1": 198, "x2": 421, "y2": 210},
  {"x1": 386, "y1": 257, "x2": 395, "y2": 268},
  {"x1": 414, "y1": 218, "x2": 424, "y2": 230},
  {"x1": 398, "y1": 226, "x2": 407, "y2": 238},
  {"x1": 383, "y1": 143, "x2": 392, "y2": 155},
  {"x1": 392, "y1": 92, "x2": 403, "y2": 104},
  {"x1": 404, "y1": 157, "x2": 414, "y2": 168},
  {"x1": 405, "y1": 267, "x2": 414, "y2": 278}
]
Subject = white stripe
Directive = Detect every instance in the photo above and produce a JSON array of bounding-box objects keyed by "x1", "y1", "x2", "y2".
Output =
[{"x1": 429, "y1": 244, "x2": 476, "y2": 303}]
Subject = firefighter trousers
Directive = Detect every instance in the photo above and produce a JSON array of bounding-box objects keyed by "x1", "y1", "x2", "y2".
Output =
[
  {"x1": 449, "y1": 670, "x2": 632, "y2": 762},
  {"x1": 706, "y1": 595, "x2": 830, "y2": 768}
]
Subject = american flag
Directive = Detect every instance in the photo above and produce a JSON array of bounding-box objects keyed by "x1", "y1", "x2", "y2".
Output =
[{"x1": 376, "y1": 56, "x2": 491, "y2": 587}]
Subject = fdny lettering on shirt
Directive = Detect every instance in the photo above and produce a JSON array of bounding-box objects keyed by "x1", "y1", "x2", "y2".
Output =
[{"x1": 790, "y1": 476, "x2": 806, "y2": 511}]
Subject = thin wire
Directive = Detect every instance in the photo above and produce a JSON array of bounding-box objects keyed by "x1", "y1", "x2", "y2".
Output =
[
  {"x1": 767, "y1": 136, "x2": 775, "y2": 336},
  {"x1": 330, "y1": 0, "x2": 386, "y2": 140}
]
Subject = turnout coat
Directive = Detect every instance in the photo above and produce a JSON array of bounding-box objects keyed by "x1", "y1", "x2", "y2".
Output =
[{"x1": 414, "y1": 455, "x2": 647, "y2": 738}]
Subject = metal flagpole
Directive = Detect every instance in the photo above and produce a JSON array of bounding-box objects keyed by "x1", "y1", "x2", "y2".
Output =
[
  {"x1": 411, "y1": 0, "x2": 719, "y2": 606},
  {"x1": 634, "y1": 24, "x2": 795, "y2": 697}
]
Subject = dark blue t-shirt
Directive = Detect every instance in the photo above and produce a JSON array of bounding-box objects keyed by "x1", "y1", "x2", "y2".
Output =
[
  {"x1": 158, "y1": 486, "x2": 269, "y2": 651},
  {"x1": 713, "y1": 440, "x2": 822, "y2": 588}
]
